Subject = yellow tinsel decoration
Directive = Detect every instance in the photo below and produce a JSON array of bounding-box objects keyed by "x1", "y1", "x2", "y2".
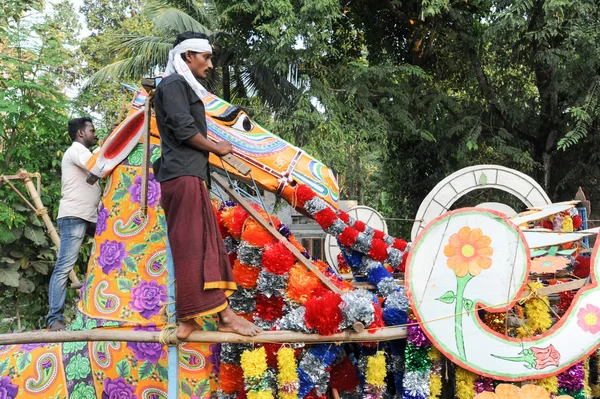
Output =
[
  {"x1": 247, "y1": 391, "x2": 274, "y2": 399},
  {"x1": 584, "y1": 358, "x2": 591, "y2": 398},
  {"x1": 536, "y1": 376, "x2": 558, "y2": 396},
  {"x1": 241, "y1": 347, "x2": 268, "y2": 379},
  {"x1": 516, "y1": 281, "x2": 552, "y2": 337},
  {"x1": 455, "y1": 367, "x2": 477, "y2": 399},
  {"x1": 428, "y1": 347, "x2": 442, "y2": 399},
  {"x1": 277, "y1": 347, "x2": 299, "y2": 399},
  {"x1": 562, "y1": 216, "x2": 574, "y2": 232},
  {"x1": 366, "y1": 351, "x2": 387, "y2": 387},
  {"x1": 591, "y1": 383, "x2": 600, "y2": 398}
]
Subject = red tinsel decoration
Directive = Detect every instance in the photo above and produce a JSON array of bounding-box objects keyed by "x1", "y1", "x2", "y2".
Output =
[
  {"x1": 220, "y1": 363, "x2": 244, "y2": 393},
  {"x1": 557, "y1": 291, "x2": 576, "y2": 316},
  {"x1": 367, "y1": 302, "x2": 385, "y2": 333},
  {"x1": 304, "y1": 390, "x2": 326, "y2": 399},
  {"x1": 540, "y1": 219, "x2": 553, "y2": 230},
  {"x1": 261, "y1": 343, "x2": 282, "y2": 368},
  {"x1": 255, "y1": 294, "x2": 284, "y2": 321},
  {"x1": 373, "y1": 230, "x2": 385, "y2": 240},
  {"x1": 338, "y1": 226, "x2": 359, "y2": 247},
  {"x1": 353, "y1": 220, "x2": 366, "y2": 232},
  {"x1": 330, "y1": 356, "x2": 360, "y2": 392},
  {"x1": 262, "y1": 242, "x2": 295, "y2": 275},
  {"x1": 236, "y1": 390, "x2": 247, "y2": 399},
  {"x1": 315, "y1": 207, "x2": 337, "y2": 229},
  {"x1": 338, "y1": 211, "x2": 350, "y2": 224},
  {"x1": 397, "y1": 251, "x2": 409, "y2": 272},
  {"x1": 231, "y1": 206, "x2": 250, "y2": 238},
  {"x1": 337, "y1": 253, "x2": 351, "y2": 274},
  {"x1": 216, "y1": 210, "x2": 229, "y2": 238},
  {"x1": 368, "y1": 239, "x2": 388, "y2": 262},
  {"x1": 392, "y1": 238, "x2": 408, "y2": 251},
  {"x1": 295, "y1": 184, "x2": 316, "y2": 207},
  {"x1": 304, "y1": 292, "x2": 344, "y2": 336},
  {"x1": 573, "y1": 214, "x2": 582, "y2": 230},
  {"x1": 574, "y1": 255, "x2": 591, "y2": 278}
]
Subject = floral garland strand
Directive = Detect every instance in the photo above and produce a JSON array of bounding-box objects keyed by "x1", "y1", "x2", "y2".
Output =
[
  {"x1": 297, "y1": 344, "x2": 344, "y2": 398},
  {"x1": 277, "y1": 346, "x2": 300, "y2": 399},
  {"x1": 455, "y1": 368, "x2": 477, "y2": 399},
  {"x1": 428, "y1": 347, "x2": 443, "y2": 399},
  {"x1": 241, "y1": 347, "x2": 274, "y2": 399},
  {"x1": 403, "y1": 317, "x2": 431, "y2": 399}
]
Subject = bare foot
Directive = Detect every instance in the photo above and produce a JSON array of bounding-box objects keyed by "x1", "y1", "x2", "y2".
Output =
[
  {"x1": 177, "y1": 319, "x2": 200, "y2": 340},
  {"x1": 218, "y1": 306, "x2": 262, "y2": 336}
]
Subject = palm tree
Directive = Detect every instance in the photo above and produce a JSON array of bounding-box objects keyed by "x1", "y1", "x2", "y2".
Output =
[{"x1": 84, "y1": 0, "x2": 303, "y2": 108}]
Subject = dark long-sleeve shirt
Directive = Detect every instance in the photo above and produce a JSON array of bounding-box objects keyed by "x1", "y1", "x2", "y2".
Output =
[{"x1": 153, "y1": 74, "x2": 210, "y2": 184}]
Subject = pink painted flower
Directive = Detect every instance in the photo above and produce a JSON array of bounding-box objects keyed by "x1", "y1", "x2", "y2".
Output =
[{"x1": 577, "y1": 303, "x2": 600, "y2": 334}]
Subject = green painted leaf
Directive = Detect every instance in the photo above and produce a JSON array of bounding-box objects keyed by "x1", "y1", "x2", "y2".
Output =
[
  {"x1": 479, "y1": 172, "x2": 488, "y2": 185},
  {"x1": 117, "y1": 278, "x2": 133, "y2": 292},
  {"x1": 112, "y1": 189, "x2": 127, "y2": 202},
  {"x1": 181, "y1": 380, "x2": 193, "y2": 397},
  {"x1": 63, "y1": 341, "x2": 87, "y2": 354},
  {"x1": 194, "y1": 379, "x2": 210, "y2": 397},
  {"x1": 0, "y1": 359, "x2": 9, "y2": 375},
  {"x1": 150, "y1": 231, "x2": 165, "y2": 243},
  {"x1": 17, "y1": 352, "x2": 32, "y2": 372},
  {"x1": 437, "y1": 290, "x2": 456, "y2": 304},
  {"x1": 123, "y1": 257, "x2": 138, "y2": 273},
  {"x1": 138, "y1": 361, "x2": 154, "y2": 380},
  {"x1": 156, "y1": 363, "x2": 168, "y2": 381},
  {"x1": 463, "y1": 299, "x2": 474, "y2": 311},
  {"x1": 157, "y1": 214, "x2": 166, "y2": 231},
  {"x1": 116, "y1": 359, "x2": 131, "y2": 378},
  {"x1": 85, "y1": 319, "x2": 97, "y2": 331},
  {"x1": 121, "y1": 171, "x2": 133, "y2": 188},
  {"x1": 129, "y1": 243, "x2": 148, "y2": 256}
]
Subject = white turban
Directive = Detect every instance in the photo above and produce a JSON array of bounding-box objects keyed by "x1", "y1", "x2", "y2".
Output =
[{"x1": 165, "y1": 38, "x2": 212, "y2": 97}]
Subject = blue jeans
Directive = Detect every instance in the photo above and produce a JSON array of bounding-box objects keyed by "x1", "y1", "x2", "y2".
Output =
[{"x1": 47, "y1": 217, "x2": 94, "y2": 326}]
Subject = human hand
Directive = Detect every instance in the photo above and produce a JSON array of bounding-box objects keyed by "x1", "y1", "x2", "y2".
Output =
[{"x1": 214, "y1": 141, "x2": 233, "y2": 157}]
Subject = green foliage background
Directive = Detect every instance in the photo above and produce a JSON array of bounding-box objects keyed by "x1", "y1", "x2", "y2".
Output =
[{"x1": 1, "y1": 0, "x2": 600, "y2": 330}]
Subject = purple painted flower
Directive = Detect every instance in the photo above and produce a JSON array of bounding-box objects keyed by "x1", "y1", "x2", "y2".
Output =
[
  {"x1": 98, "y1": 352, "x2": 106, "y2": 362},
  {"x1": 105, "y1": 299, "x2": 115, "y2": 309},
  {"x1": 134, "y1": 217, "x2": 142, "y2": 225},
  {"x1": 148, "y1": 395, "x2": 160, "y2": 399},
  {"x1": 208, "y1": 343, "x2": 221, "y2": 374},
  {"x1": 98, "y1": 240, "x2": 127, "y2": 274},
  {"x1": 0, "y1": 376, "x2": 18, "y2": 399},
  {"x1": 102, "y1": 377, "x2": 138, "y2": 399},
  {"x1": 128, "y1": 173, "x2": 161, "y2": 208},
  {"x1": 96, "y1": 202, "x2": 109, "y2": 236},
  {"x1": 151, "y1": 262, "x2": 162, "y2": 272},
  {"x1": 21, "y1": 343, "x2": 44, "y2": 352},
  {"x1": 126, "y1": 324, "x2": 166, "y2": 364},
  {"x1": 129, "y1": 280, "x2": 167, "y2": 319},
  {"x1": 42, "y1": 358, "x2": 52, "y2": 369},
  {"x1": 189, "y1": 355, "x2": 199, "y2": 366}
]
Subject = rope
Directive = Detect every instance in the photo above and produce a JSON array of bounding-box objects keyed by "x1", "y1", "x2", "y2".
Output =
[
  {"x1": 35, "y1": 207, "x2": 48, "y2": 217},
  {"x1": 518, "y1": 284, "x2": 541, "y2": 305},
  {"x1": 159, "y1": 276, "x2": 179, "y2": 346}
]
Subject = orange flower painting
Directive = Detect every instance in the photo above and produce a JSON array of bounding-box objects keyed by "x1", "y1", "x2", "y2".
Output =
[
  {"x1": 474, "y1": 384, "x2": 572, "y2": 399},
  {"x1": 444, "y1": 226, "x2": 493, "y2": 277}
]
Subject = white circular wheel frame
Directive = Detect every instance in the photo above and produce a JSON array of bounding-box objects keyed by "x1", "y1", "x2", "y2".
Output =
[
  {"x1": 325, "y1": 206, "x2": 388, "y2": 272},
  {"x1": 411, "y1": 165, "x2": 551, "y2": 241}
]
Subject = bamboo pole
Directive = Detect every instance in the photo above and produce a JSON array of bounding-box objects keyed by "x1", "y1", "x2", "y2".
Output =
[
  {"x1": 212, "y1": 172, "x2": 343, "y2": 294},
  {"x1": 0, "y1": 326, "x2": 407, "y2": 346},
  {"x1": 18, "y1": 169, "x2": 81, "y2": 287},
  {"x1": 139, "y1": 94, "x2": 152, "y2": 216},
  {"x1": 165, "y1": 235, "x2": 179, "y2": 399}
]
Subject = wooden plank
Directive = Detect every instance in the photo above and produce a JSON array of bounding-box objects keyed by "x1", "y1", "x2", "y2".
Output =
[
  {"x1": 520, "y1": 279, "x2": 587, "y2": 299},
  {"x1": 0, "y1": 326, "x2": 407, "y2": 345},
  {"x1": 221, "y1": 154, "x2": 251, "y2": 176},
  {"x1": 211, "y1": 172, "x2": 343, "y2": 294}
]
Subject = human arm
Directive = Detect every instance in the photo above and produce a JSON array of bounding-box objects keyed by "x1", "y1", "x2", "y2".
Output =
[{"x1": 185, "y1": 134, "x2": 232, "y2": 157}]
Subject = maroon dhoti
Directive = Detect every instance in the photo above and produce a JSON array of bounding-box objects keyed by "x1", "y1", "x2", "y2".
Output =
[{"x1": 160, "y1": 176, "x2": 237, "y2": 319}]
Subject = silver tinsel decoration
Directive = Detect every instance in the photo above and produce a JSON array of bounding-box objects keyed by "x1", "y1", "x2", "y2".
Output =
[
  {"x1": 340, "y1": 290, "x2": 375, "y2": 328},
  {"x1": 221, "y1": 343, "x2": 251, "y2": 364},
  {"x1": 352, "y1": 232, "x2": 372, "y2": 253},
  {"x1": 253, "y1": 316, "x2": 276, "y2": 330},
  {"x1": 327, "y1": 220, "x2": 346, "y2": 236},
  {"x1": 299, "y1": 353, "x2": 330, "y2": 396},
  {"x1": 402, "y1": 370, "x2": 431, "y2": 397},
  {"x1": 229, "y1": 288, "x2": 257, "y2": 314},
  {"x1": 304, "y1": 197, "x2": 328, "y2": 215},
  {"x1": 347, "y1": 216, "x2": 356, "y2": 227},
  {"x1": 237, "y1": 241, "x2": 263, "y2": 267},
  {"x1": 386, "y1": 247, "x2": 403, "y2": 268},
  {"x1": 257, "y1": 270, "x2": 287, "y2": 298},
  {"x1": 340, "y1": 389, "x2": 364, "y2": 399},
  {"x1": 362, "y1": 225, "x2": 375, "y2": 237},
  {"x1": 383, "y1": 234, "x2": 395, "y2": 246},
  {"x1": 390, "y1": 354, "x2": 404, "y2": 374},
  {"x1": 378, "y1": 277, "x2": 399, "y2": 298},
  {"x1": 217, "y1": 392, "x2": 237, "y2": 399},
  {"x1": 360, "y1": 257, "x2": 381, "y2": 274},
  {"x1": 223, "y1": 236, "x2": 238, "y2": 254},
  {"x1": 386, "y1": 289, "x2": 409, "y2": 311},
  {"x1": 277, "y1": 306, "x2": 312, "y2": 333}
]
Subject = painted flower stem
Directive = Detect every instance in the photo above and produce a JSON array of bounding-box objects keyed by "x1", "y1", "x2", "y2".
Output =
[{"x1": 455, "y1": 274, "x2": 473, "y2": 360}]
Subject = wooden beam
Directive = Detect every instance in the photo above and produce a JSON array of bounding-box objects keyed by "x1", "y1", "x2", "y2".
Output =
[
  {"x1": 211, "y1": 172, "x2": 343, "y2": 294},
  {"x1": 520, "y1": 279, "x2": 587, "y2": 299},
  {"x1": 0, "y1": 326, "x2": 407, "y2": 345}
]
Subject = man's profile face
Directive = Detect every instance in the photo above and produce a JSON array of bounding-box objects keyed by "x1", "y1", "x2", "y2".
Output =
[
  {"x1": 80, "y1": 121, "x2": 98, "y2": 148},
  {"x1": 187, "y1": 51, "x2": 213, "y2": 80}
]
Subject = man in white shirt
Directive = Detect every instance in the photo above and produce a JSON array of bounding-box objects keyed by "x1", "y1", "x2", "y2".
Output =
[{"x1": 47, "y1": 117, "x2": 100, "y2": 331}]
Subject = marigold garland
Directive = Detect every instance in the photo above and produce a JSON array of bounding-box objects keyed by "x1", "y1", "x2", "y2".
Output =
[
  {"x1": 428, "y1": 347, "x2": 442, "y2": 399},
  {"x1": 455, "y1": 367, "x2": 477, "y2": 399},
  {"x1": 277, "y1": 346, "x2": 300, "y2": 399},
  {"x1": 241, "y1": 347, "x2": 273, "y2": 399},
  {"x1": 515, "y1": 281, "x2": 552, "y2": 337},
  {"x1": 366, "y1": 351, "x2": 387, "y2": 386}
]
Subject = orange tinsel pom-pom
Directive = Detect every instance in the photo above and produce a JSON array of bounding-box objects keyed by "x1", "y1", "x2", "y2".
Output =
[
  {"x1": 219, "y1": 363, "x2": 244, "y2": 393},
  {"x1": 288, "y1": 235, "x2": 306, "y2": 252},
  {"x1": 286, "y1": 264, "x2": 323, "y2": 304},
  {"x1": 216, "y1": 209, "x2": 229, "y2": 238},
  {"x1": 305, "y1": 291, "x2": 343, "y2": 335},
  {"x1": 232, "y1": 260, "x2": 260, "y2": 289},
  {"x1": 221, "y1": 205, "x2": 250, "y2": 238},
  {"x1": 262, "y1": 241, "x2": 295, "y2": 275},
  {"x1": 241, "y1": 218, "x2": 274, "y2": 247}
]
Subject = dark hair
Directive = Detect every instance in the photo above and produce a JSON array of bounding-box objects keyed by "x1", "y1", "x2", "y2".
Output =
[
  {"x1": 68, "y1": 117, "x2": 93, "y2": 141},
  {"x1": 174, "y1": 32, "x2": 209, "y2": 62}
]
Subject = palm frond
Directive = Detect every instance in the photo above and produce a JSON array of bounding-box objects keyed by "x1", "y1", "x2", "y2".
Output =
[
  {"x1": 84, "y1": 56, "x2": 158, "y2": 89},
  {"x1": 146, "y1": 0, "x2": 215, "y2": 33}
]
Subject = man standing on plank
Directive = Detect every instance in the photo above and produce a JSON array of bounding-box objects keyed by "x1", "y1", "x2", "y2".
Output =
[{"x1": 154, "y1": 32, "x2": 261, "y2": 339}]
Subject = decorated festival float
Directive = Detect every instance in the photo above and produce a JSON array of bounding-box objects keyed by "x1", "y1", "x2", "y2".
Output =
[{"x1": 1, "y1": 82, "x2": 599, "y2": 399}]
